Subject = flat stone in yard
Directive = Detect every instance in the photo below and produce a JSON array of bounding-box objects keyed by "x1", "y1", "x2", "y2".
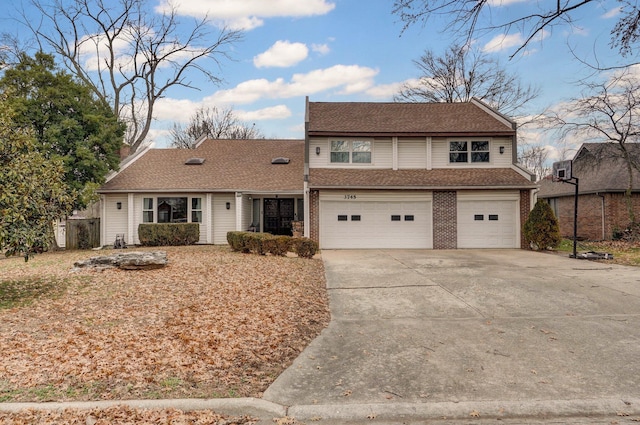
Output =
[{"x1": 73, "y1": 251, "x2": 168, "y2": 270}]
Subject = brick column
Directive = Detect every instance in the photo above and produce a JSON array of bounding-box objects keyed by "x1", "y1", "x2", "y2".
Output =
[
  {"x1": 520, "y1": 190, "x2": 532, "y2": 249},
  {"x1": 309, "y1": 190, "x2": 320, "y2": 243},
  {"x1": 433, "y1": 191, "x2": 457, "y2": 249}
]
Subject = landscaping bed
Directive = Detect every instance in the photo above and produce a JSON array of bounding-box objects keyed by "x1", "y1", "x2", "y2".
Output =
[{"x1": 0, "y1": 245, "x2": 330, "y2": 404}]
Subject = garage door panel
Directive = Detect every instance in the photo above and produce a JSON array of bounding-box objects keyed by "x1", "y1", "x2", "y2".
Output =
[
  {"x1": 458, "y1": 200, "x2": 518, "y2": 248},
  {"x1": 321, "y1": 200, "x2": 432, "y2": 249}
]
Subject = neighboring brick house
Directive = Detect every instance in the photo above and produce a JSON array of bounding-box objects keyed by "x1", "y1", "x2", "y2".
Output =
[
  {"x1": 538, "y1": 143, "x2": 640, "y2": 241},
  {"x1": 98, "y1": 98, "x2": 537, "y2": 249},
  {"x1": 303, "y1": 98, "x2": 537, "y2": 249}
]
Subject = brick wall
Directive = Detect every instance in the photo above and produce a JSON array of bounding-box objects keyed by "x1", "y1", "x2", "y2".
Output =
[
  {"x1": 309, "y1": 190, "x2": 320, "y2": 243},
  {"x1": 520, "y1": 190, "x2": 532, "y2": 249},
  {"x1": 433, "y1": 191, "x2": 457, "y2": 249},
  {"x1": 553, "y1": 192, "x2": 640, "y2": 240}
]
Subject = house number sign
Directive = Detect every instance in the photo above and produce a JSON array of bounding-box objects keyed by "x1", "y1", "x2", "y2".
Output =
[{"x1": 344, "y1": 194, "x2": 357, "y2": 200}]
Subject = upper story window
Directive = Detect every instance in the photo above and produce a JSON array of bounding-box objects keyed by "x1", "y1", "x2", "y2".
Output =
[
  {"x1": 449, "y1": 141, "x2": 490, "y2": 163},
  {"x1": 331, "y1": 140, "x2": 372, "y2": 164}
]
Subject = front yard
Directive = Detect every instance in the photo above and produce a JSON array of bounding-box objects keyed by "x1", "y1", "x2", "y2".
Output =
[
  {"x1": 555, "y1": 239, "x2": 640, "y2": 266},
  {"x1": 0, "y1": 245, "x2": 329, "y2": 404}
]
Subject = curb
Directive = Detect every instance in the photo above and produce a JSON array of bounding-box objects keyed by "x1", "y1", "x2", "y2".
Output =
[
  {"x1": 2, "y1": 397, "x2": 640, "y2": 422},
  {"x1": 0, "y1": 397, "x2": 286, "y2": 419},
  {"x1": 288, "y1": 398, "x2": 640, "y2": 421}
]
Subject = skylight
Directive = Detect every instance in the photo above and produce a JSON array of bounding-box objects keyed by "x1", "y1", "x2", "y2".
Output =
[
  {"x1": 185, "y1": 157, "x2": 205, "y2": 165},
  {"x1": 271, "y1": 157, "x2": 290, "y2": 164}
]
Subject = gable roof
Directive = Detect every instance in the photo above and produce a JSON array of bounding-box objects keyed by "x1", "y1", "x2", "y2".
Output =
[
  {"x1": 307, "y1": 99, "x2": 516, "y2": 137},
  {"x1": 539, "y1": 143, "x2": 640, "y2": 198},
  {"x1": 309, "y1": 168, "x2": 536, "y2": 189},
  {"x1": 99, "y1": 139, "x2": 304, "y2": 193}
]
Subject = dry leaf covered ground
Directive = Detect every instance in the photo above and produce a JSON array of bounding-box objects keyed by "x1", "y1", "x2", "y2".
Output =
[{"x1": 0, "y1": 245, "x2": 329, "y2": 407}]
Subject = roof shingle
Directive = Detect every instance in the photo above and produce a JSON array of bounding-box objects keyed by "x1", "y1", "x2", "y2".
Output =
[
  {"x1": 99, "y1": 139, "x2": 304, "y2": 193},
  {"x1": 307, "y1": 101, "x2": 515, "y2": 136},
  {"x1": 309, "y1": 168, "x2": 535, "y2": 189}
]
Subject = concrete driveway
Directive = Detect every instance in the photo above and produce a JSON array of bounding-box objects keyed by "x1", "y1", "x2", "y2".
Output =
[{"x1": 263, "y1": 249, "x2": 640, "y2": 421}]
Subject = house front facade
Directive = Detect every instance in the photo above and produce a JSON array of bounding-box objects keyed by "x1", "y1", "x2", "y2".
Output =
[
  {"x1": 303, "y1": 98, "x2": 537, "y2": 249},
  {"x1": 98, "y1": 139, "x2": 305, "y2": 247},
  {"x1": 98, "y1": 98, "x2": 537, "y2": 249}
]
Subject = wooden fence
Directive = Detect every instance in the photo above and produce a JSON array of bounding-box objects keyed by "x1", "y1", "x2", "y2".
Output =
[{"x1": 65, "y1": 218, "x2": 101, "y2": 250}]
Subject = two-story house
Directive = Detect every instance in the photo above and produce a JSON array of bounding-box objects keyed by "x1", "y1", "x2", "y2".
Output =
[
  {"x1": 303, "y1": 98, "x2": 537, "y2": 249},
  {"x1": 97, "y1": 98, "x2": 536, "y2": 249}
]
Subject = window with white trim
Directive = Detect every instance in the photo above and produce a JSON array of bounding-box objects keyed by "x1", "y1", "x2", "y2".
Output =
[
  {"x1": 330, "y1": 140, "x2": 372, "y2": 164},
  {"x1": 449, "y1": 141, "x2": 490, "y2": 163},
  {"x1": 191, "y1": 198, "x2": 203, "y2": 223},
  {"x1": 143, "y1": 198, "x2": 154, "y2": 223},
  {"x1": 142, "y1": 197, "x2": 202, "y2": 224}
]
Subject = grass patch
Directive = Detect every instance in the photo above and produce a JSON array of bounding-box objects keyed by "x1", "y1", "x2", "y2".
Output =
[
  {"x1": 0, "y1": 277, "x2": 69, "y2": 309},
  {"x1": 555, "y1": 239, "x2": 640, "y2": 266}
]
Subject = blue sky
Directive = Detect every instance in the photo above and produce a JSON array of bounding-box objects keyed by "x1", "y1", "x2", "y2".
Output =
[{"x1": 4, "y1": 0, "x2": 633, "y2": 157}]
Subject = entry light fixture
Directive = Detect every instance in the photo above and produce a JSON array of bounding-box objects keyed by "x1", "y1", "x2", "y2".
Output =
[
  {"x1": 499, "y1": 146, "x2": 505, "y2": 154},
  {"x1": 316, "y1": 146, "x2": 321, "y2": 155},
  {"x1": 226, "y1": 202, "x2": 231, "y2": 210},
  {"x1": 116, "y1": 202, "x2": 122, "y2": 210}
]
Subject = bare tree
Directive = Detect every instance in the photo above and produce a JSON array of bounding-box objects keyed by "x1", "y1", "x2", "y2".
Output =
[
  {"x1": 170, "y1": 106, "x2": 264, "y2": 149},
  {"x1": 395, "y1": 44, "x2": 539, "y2": 116},
  {"x1": 25, "y1": 0, "x2": 242, "y2": 154},
  {"x1": 393, "y1": 0, "x2": 640, "y2": 60},
  {"x1": 552, "y1": 67, "x2": 640, "y2": 222},
  {"x1": 518, "y1": 144, "x2": 551, "y2": 182}
]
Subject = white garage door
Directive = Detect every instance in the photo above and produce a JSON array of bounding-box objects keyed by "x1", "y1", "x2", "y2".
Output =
[
  {"x1": 457, "y1": 199, "x2": 518, "y2": 248},
  {"x1": 320, "y1": 198, "x2": 432, "y2": 249}
]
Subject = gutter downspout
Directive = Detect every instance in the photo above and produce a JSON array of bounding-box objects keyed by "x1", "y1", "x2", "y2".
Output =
[
  {"x1": 598, "y1": 193, "x2": 606, "y2": 240},
  {"x1": 303, "y1": 96, "x2": 310, "y2": 238}
]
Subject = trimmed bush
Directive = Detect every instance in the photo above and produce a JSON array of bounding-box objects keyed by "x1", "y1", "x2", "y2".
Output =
[
  {"x1": 292, "y1": 237, "x2": 318, "y2": 259},
  {"x1": 226, "y1": 231, "x2": 317, "y2": 258},
  {"x1": 264, "y1": 235, "x2": 291, "y2": 256},
  {"x1": 523, "y1": 200, "x2": 561, "y2": 250},
  {"x1": 138, "y1": 223, "x2": 200, "y2": 246},
  {"x1": 247, "y1": 232, "x2": 270, "y2": 255},
  {"x1": 227, "y1": 231, "x2": 251, "y2": 253}
]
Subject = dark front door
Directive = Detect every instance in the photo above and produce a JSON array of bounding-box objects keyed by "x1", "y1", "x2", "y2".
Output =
[{"x1": 264, "y1": 198, "x2": 294, "y2": 235}]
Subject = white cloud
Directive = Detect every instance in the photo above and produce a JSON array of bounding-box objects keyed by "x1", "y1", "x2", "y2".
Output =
[
  {"x1": 482, "y1": 33, "x2": 526, "y2": 53},
  {"x1": 365, "y1": 80, "x2": 412, "y2": 99},
  {"x1": 152, "y1": 98, "x2": 200, "y2": 122},
  {"x1": 254, "y1": 41, "x2": 309, "y2": 68},
  {"x1": 602, "y1": 6, "x2": 623, "y2": 19},
  {"x1": 156, "y1": 0, "x2": 336, "y2": 30},
  {"x1": 236, "y1": 105, "x2": 292, "y2": 121},
  {"x1": 312, "y1": 43, "x2": 330, "y2": 55},
  {"x1": 486, "y1": 0, "x2": 528, "y2": 5},
  {"x1": 207, "y1": 64, "x2": 379, "y2": 104}
]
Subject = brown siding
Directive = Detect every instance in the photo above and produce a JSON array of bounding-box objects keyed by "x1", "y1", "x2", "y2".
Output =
[
  {"x1": 552, "y1": 193, "x2": 640, "y2": 240},
  {"x1": 433, "y1": 191, "x2": 457, "y2": 249},
  {"x1": 520, "y1": 190, "x2": 531, "y2": 249},
  {"x1": 309, "y1": 190, "x2": 320, "y2": 243}
]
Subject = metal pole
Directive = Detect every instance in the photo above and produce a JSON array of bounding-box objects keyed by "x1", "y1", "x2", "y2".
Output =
[{"x1": 573, "y1": 177, "x2": 579, "y2": 258}]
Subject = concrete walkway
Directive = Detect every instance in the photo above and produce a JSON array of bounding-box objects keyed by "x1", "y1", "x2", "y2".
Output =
[
  {"x1": 3, "y1": 249, "x2": 640, "y2": 423},
  {"x1": 262, "y1": 249, "x2": 640, "y2": 423}
]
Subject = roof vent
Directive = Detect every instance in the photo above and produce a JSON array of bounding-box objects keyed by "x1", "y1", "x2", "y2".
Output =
[
  {"x1": 271, "y1": 157, "x2": 290, "y2": 164},
  {"x1": 185, "y1": 157, "x2": 205, "y2": 165}
]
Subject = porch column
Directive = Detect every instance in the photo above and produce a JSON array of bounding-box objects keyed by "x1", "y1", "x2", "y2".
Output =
[
  {"x1": 235, "y1": 192, "x2": 243, "y2": 231},
  {"x1": 304, "y1": 181, "x2": 310, "y2": 238},
  {"x1": 206, "y1": 193, "x2": 213, "y2": 244},
  {"x1": 127, "y1": 193, "x2": 135, "y2": 245}
]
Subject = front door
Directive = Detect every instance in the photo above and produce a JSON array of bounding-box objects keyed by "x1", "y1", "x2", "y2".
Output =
[{"x1": 263, "y1": 198, "x2": 294, "y2": 235}]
